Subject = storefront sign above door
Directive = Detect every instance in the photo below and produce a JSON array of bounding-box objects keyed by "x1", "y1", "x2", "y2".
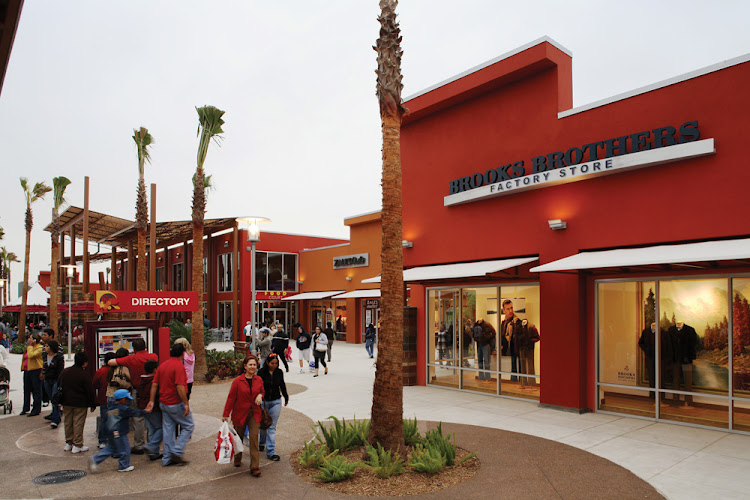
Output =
[
  {"x1": 95, "y1": 290, "x2": 200, "y2": 313},
  {"x1": 333, "y1": 253, "x2": 369, "y2": 269},
  {"x1": 445, "y1": 121, "x2": 714, "y2": 206}
]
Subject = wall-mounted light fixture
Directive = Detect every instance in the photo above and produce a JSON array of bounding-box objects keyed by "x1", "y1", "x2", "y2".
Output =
[
  {"x1": 224, "y1": 241, "x2": 229, "y2": 248},
  {"x1": 402, "y1": 240, "x2": 413, "y2": 248},
  {"x1": 548, "y1": 219, "x2": 567, "y2": 230},
  {"x1": 176, "y1": 252, "x2": 181, "y2": 258},
  {"x1": 345, "y1": 277, "x2": 353, "y2": 281}
]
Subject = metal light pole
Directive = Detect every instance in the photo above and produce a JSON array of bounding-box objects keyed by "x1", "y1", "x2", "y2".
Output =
[
  {"x1": 60, "y1": 265, "x2": 76, "y2": 360},
  {"x1": 0, "y1": 279, "x2": 5, "y2": 318},
  {"x1": 238, "y1": 217, "x2": 270, "y2": 352}
]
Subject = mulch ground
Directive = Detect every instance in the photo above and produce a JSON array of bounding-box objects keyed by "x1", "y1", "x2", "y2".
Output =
[{"x1": 290, "y1": 445, "x2": 479, "y2": 497}]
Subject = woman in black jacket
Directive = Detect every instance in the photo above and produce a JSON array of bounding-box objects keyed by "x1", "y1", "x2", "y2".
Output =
[
  {"x1": 42, "y1": 340, "x2": 64, "y2": 428},
  {"x1": 257, "y1": 353, "x2": 288, "y2": 462}
]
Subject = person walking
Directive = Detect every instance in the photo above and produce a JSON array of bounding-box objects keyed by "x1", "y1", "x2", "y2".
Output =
[
  {"x1": 107, "y1": 338, "x2": 156, "y2": 454},
  {"x1": 257, "y1": 353, "x2": 288, "y2": 461},
  {"x1": 21, "y1": 332, "x2": 44, "y2": 416},
  {"x1": 58, "y1": 352, "x2": 96, "y2": 453},
  {"x1": 312, "y1": 326, "x2": 328, "y2": 377},
  {"x1": 271, "y1": 324, "x2": 289, "y2": 372},
  {"x1": 222, "y1": 354, "x2": 264, "y2": 477},
  {"x1": 89, "y1": 389, "x2": 146, "y2": 473},
  {"x1": 173, "y1": 338, "x2": 195, "y2": 399},
  {"x1": 42, "y1": 340, "x2": 64, "y2": 428},
  {"x1": 92, "y1": 352, "x2": 116, "y2": 449},
  {"x1": 295, "y1": 325, "x2": 312, "y2": 374},
  {"x1": 364, "y1": 323, "x2": 376, "y2": 358},
  {"x1": 324, "y1": 321, "x2": 335, "y2": 362},
  {"x1": 138, "y1": 360, "x2": 163, "y2": 461},
  {"x1": 256, "y1": 328, "x2": 272, "y2": 367},
  {"x1": 147, "y1": 343, "x2": 193, "y2": 466}
]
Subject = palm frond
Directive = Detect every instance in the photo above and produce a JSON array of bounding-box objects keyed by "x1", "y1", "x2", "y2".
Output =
[
  {"x1": 195, "y1": 105, "x2": 225, "y2": 170},
  {"x1": 132, "y1": 126, "x2": 154, "y2": 174},
  {"x1": 31, "y1": 181, "x2": 52, "y2": 202},
  {"x1": 53, "y1": 177, "x2": 72, "y2": 211},
  {"x1": 0, "y1": 225, "x2": 4, "y2": 240}
]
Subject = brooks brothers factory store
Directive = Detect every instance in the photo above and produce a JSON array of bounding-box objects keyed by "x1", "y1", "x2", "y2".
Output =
[{"x1": 384, "y1": 37, "x2": 750, "y2": 433}]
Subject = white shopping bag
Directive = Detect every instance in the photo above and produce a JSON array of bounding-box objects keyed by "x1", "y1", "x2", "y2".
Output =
[
  {"x1": 229, "y1": 425, "x2": 244, "y2": 454},
  {"x1": 214, "y1": 421, "x2": 234, "y2": 464}
]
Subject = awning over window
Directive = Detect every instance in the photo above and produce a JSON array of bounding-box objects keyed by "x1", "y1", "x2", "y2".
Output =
[
  {"x1": 331, "y1": 289, "x2": 381, "y2": 299},
  {"x1": 530, "y1": 238, "x2": 750, "y2": 273},
  {"x1": 280, "y1": 290, "x2": 345, "y2": 301},
  {"x1": 362, "y1": 257, "x2": 538, "y2": 283}
]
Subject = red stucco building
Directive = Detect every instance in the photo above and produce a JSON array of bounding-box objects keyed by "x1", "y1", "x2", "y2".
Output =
[{"x1": 398, "y1": 37, "x2": 750, "y2": 432}]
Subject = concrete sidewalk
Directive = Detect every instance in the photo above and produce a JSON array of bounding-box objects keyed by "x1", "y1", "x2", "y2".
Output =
[{"x1": 2, "y1": 341, "x2": 749, "y2": 498}]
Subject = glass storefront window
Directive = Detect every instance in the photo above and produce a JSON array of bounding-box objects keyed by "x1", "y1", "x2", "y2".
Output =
[
  {"x1": 155, "y1": 267, "x2": 164, "y2": 291},
  {"x1": 255, "y1": 252, "x2": 267, "y2": 291},
  {"x1": 335, "y1": 301, "x2": 346, "y2": 335},
  {"x1": 732, "y1": 278, "x2": 750, "y2": 399},
  {"x1": 427, "y1": 284, "x2": 540, "y2": 401},
  {"x1": 218, "y1": 300, "x2": 233, "y2": 330},
  {"x1": 218, "y1": 253, "x2": 232, "y2": 292},
  {"x1": 283, "y1": 254, "x2": 297, "y2": 291},
  {"x1": 172, "y1": 263, "x2": 183, "y2": 291},
  {"x1": 267, "y1": 253, "x2": 283, "y2": 291}
]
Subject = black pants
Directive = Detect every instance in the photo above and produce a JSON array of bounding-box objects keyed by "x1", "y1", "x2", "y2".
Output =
[
  {"x1": 273, "y1": 348, "x2": 289, "y2": 371},
  {"x1": 23, "y1": 369, "x2": 42, "y2": 414},
  {"x1": 313, "y1": 350, "x2": 327, "y2": 369}
]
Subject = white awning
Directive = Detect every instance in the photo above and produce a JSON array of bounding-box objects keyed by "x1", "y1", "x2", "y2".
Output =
[
  {"x1": 362, "y1": 257, "x2": 538, "y2": 283},
  {"x1": 530, "y1": 238, "x2": 750, "y2": 273},
  {"x1": 331, "y1": 289, "x2": 381, "y2": 299},
  {"x1": 280, "y1": 290, "x2": 345, "y2": 301}
]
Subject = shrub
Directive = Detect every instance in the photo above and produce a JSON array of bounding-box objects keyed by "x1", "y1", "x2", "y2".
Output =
[
  {"x1": 11, "y1": 341, "x2": 25, "y2": 354},
  {"x1": 403, "y1": 416, "x2": 422, "y2": 446},
  {"x1": 205, "y1": 349, "x2": 243, "y2": 381},
  {"x1": 315, "y1": 416, "x2": 369, "y2": 452},
  {"x1": 364, "y1": 443, "x2": 405, "y2": 479},
  {"x1": 423, "y1": 422, "x2": 456, "y2": 466},
  {"x1": 409, "y1": 443, "x2": 447, "y2": 474},
  {"x1": 169, "y1": 319, "x2": 191, "y2": 344},
  {"x1": 313, "y1": 454, "x2": 361, "y2": 483},
  {"x1": 298, "y1": 441, "x2": 333, "y2": 468}
]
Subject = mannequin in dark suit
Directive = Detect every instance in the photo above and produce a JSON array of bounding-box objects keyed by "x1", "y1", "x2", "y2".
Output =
[{"x1": 667, "y1": 321, "x2": 699, "y2": 405}]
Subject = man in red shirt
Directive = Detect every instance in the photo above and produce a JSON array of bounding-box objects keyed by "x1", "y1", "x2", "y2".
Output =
[
  {"x1": 146, "y1": 343, "x2": 193, "y2": 466},
  {"x1": 107, "y1": 338, "x2": 157, "y2": 453}
]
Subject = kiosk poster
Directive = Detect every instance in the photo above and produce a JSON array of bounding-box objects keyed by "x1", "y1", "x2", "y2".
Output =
[{"x1": 96, "y1": 328, "x2": 150, "y2": 368}]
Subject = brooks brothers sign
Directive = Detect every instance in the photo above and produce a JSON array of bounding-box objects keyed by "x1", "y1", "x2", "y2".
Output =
[{"x1": 444, "y1": 121, "x2": 715, "y2": 206}]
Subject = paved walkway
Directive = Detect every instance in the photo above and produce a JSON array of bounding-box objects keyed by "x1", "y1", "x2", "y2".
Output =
[{"x1": 1, "y1": 342, "x2": 749, "y2": 498}]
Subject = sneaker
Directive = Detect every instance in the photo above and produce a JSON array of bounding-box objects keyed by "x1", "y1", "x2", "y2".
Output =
[
  {"x1": 64, "y1": 443, "x2": 73, "y2": 452},
  {"x1": 131, "y1": 447, "x2": 145, "y2": 455},
  {"x1": 164, "y1": 455, "x2": 188, "y2": 466},
  {"x1": 50, "y1": 423, "x2": 58, "y2": 429},
  {"x1": 118, "y1": 466, "x2": 135, "y2": 472},
  {"x1": 72, "y1": 445, "x2": 89, "y2": 454},
  {"x1": 268, "y1": 454, "x2": 280, "y2": 461},
  {"x1": 148, "y1": 453, "x2": 163, "y2": 461},
  {"x1": 43, "y1": 415, "x2": 53, "y2": 420},
  {"x1": 88, "y1": 459, "x2": 98, "y2": 472},
  {"x1": 98, "y1": 443, "x2": 107, "y2": 449},
  {"x1": 259, "y1": 445, "x2": 265, "y2": 452}
]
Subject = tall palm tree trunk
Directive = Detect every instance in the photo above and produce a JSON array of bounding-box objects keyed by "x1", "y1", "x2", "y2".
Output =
[
  {"x1": 191, "y1": 165, "x2": 207, "y2": 381},
  {"x1": 19, "y1": 218, "x2": 31, "y2": 342},
  {"x1": 369, "y1": 0, "x2": 406, "y2": 453}
]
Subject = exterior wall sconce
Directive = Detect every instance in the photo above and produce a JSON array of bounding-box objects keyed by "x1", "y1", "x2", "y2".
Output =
[
  {"x1": 345, "y1": 277, "x2": 353, "y2": 281},
  {"x1": 224, "y1": 241, "x2": 229, "y2": 248},
  {"x1": 548, "y1": 219, "x2": 567, "y2": 230},
  {"x1": 402, "y1": 240, "x2": 413, "y2": 248},
  {"x1": 176, "y1": 252, "x2": 181, "y2": 258}
]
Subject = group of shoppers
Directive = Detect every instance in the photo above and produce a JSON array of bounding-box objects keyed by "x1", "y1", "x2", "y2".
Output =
[{"x1": 294, "y1": 322, "x2": 335, "y2": 375}]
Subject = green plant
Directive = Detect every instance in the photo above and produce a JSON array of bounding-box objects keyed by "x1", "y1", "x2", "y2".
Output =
[
  {"x1": 403, "y1": 416, "x2": 422, "y2": 446},
  {"x1": 11, "y1": 341, "x2": 25, "y2": 354},
  {"x1": 456, "y1": 452, "x2": 478, "y2": 466},
  {"x1": 364, "y1": 443, "x2": 405, "y2": 479},
  {"x1": 409, "y1": 443, "x2": 447, "y2": 474},
  {"x1": 169, "y1": 319, "x2": 191, "y2": 344},
  {"x1": 298, "y1": 441, "x2": 334, "y2": 468},
  {"x1": 424, "y1": 422, "x2": 456, "y2": 466},
  {"x1": 315, "y1": 416, "x2": 369, "y2": 452},
  {"x1": 313, "y1": 454, "x2": 360, "y2": 483}
]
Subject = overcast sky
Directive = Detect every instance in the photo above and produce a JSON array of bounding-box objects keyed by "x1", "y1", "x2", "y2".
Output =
[{"x1": 1, "y1": 0, "x2": 749, "y2": 300}]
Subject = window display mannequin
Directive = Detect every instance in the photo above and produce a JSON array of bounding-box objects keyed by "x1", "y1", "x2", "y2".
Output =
[
  {"x1": 638, "y1": 322, "x2": 673, "y2": 398},
  {"x1": 436, "y1": 323, "x2": 447, "y2": 362},
  {"x1": 500, "y1": 299, "x2": 540, "y2": 386},
  {"x1": 666, "y1": 320, "x2": 699, "y2": 405},
  {"x1": 472, "y1": 319, "x2": 495, "y2": 380},
  {"x1": 461, "y1": 318, "x2": 474, "y2": 368}
]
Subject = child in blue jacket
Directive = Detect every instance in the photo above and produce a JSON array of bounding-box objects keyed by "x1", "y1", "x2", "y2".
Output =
[{"x1": 89, "y1": 388, "x2": 146, "y2": 472}]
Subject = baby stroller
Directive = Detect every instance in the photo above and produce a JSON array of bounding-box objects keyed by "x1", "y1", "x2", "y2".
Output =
[{"x1": 0, "y1": 366, "x2": 11, "y2": 414}]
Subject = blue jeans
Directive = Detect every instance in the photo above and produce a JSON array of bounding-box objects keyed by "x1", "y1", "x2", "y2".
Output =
[
  {"x1": 98, "y1": 405, "x2": 109, "y2": 445},
  {"x1": 22, "y1": 369, "x2": 42, "y2": 414},
  {"x1": 259, "y1": 398, "x2": 282, "y2": 457},
  {"x1": 365, "y1": 339, "x2": 374, "y2": 357},
  {"x1": 44, "y1": 380, "x2": 61, "y2": 424},
  {"x1": 477, "y1": 343, "x2": 491, "y2": 380},
  {"x1": 93, "y1": 434, "x2": 131, "y2": 470},
  {"x1": 160, "y1": 402, "x2": 194, "y2": 465},
  {"x1": 144, "y1": 411, "x2": 163, "y2": 456}
]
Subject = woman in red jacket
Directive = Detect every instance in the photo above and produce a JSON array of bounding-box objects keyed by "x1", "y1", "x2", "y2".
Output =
[{"x1": 222, "y1": 354, "x2": 265, "y2": 477}]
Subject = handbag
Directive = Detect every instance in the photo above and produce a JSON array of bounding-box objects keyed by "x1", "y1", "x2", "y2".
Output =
[
  {"x1": 260, "y1": 403, "x2": 273, "y2": 430},
  {"x1": 51, "y1": 383, "x2": 63, "y2": 406}
]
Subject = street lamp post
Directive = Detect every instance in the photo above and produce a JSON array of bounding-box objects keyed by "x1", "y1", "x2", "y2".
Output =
[
  {"x1": 60, "y1": 265, "x2": 77, "y2": 360},
  {"x1": 0, "y1": 279, "x2": 6, "y2": 318},
  {"x1": 238, "y1": 217, "x2": 270, "y2": 352}
]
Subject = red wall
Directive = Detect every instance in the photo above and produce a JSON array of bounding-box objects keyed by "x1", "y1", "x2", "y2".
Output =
[{"x1": 401, "y1": 40, "x2": 750, "y2": 410}]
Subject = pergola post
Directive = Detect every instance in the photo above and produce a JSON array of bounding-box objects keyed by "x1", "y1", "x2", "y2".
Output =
[
  {"x1": 82, "y1": 176, "x2": 90, "y2": 296},
  {"x1": 149, "y1": 183, "x2": 156, "y2": 319},
  {"x1": 232, "y1": 222, "x2": 239, "y2": 341}
]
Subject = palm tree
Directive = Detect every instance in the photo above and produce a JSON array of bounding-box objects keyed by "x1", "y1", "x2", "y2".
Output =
[
  {"x1": 368, "y1": 0, "x2": 407, "y2": 453},
  {"x1": 1, "y1": 248, "x2": 20, "y2": 306},
  {"x1": 191, "y1": 105, "x2": 225, "y2": 381},
  {"x1": 49, "y1": 176, "x2": 72, "y2": 336},
  {"x1": 133, "y1": 127, "x2": 154, "y2": 320},
  {"x1": 19, "y1": 178, "x2": 52, "y2": 342}
]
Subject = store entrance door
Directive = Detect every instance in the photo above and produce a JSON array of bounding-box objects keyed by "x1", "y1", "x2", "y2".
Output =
[{"x1": 257, "y1": 301, "x2": 291, "y2": 334}]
